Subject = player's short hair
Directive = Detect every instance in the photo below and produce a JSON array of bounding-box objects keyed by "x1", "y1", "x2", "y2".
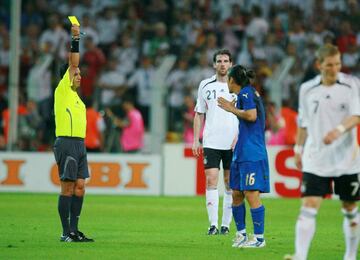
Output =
[
  {"x1": 213, "y1": 49, "x2": 232, "y2": 63},
  {"x1": 59, "y1": 63, "x2": 69, "y2": 78},
  {"x1": 315, "y1": 44, "x2": 340, "y2": 63},
  {"x1": 228, "y1": 65, "x2": 256, "y2": 86}
]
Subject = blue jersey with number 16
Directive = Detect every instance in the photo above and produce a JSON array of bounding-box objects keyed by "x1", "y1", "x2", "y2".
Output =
[{"x1": 233, "y1": 85, "x2": 268, "y2": 162}]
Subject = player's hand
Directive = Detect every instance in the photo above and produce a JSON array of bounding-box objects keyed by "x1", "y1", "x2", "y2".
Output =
[
  {"x1": 71, "y1": 25, "x2": 80, "y2": 37},
  {"x1": 192, "y1": 140, "x2": 202, "y2": 157},
  {"x1": 217, "y1": 97, "x2": 234, "y2": 113},
  {"x1": 294, "y1": 153, "x2": 302, "y2": 170},
  {"x1": 323, "y1": 128, "x2": 341, "y2": 145}
]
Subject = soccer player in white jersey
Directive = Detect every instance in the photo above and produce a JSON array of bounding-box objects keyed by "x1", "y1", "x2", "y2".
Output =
[
  {"x1": 285, "y1": 44, "x2": 360, "y2": 260},
  {"x1": 192, "y1": 49, "x2": 238, "y2": 235}
]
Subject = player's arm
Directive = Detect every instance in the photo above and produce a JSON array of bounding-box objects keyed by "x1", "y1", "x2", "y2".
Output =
[
  {"x1": 293, "y1": 127, "x2": 307, "y2": 170},
  {"x1": 294, "y1": 83, "x2": 309, "y2": 169},
  {"x1": 323, "y1": 115, "x2": 360, "y2": 145},
  {"x1": 217, "y1": 97, "x2": 257, "y2": 122},
  {"x1": 68, "y1": 25, "x2": 80, "y2": 82},
  {"x1": 192, "y1": 112, "x2": 204, "y2": 157}
]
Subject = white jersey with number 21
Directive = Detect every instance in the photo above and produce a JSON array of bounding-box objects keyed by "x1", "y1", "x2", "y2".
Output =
[{"x1": 195, "y1": 75, "x2": 238, "y2": 150}]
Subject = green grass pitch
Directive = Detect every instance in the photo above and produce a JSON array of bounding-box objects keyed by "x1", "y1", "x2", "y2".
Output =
[{"x1": 0, "y1": 193, "x2": 347, "y2": 259}]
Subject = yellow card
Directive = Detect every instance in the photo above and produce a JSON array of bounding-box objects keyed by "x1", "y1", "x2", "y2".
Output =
[{"x1": 68, "y1": 16, "x2": 80, "y2": 26}]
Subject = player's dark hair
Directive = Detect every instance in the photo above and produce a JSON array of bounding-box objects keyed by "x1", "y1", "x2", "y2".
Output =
[
  {"x1": 213, "y1": 49, "x2": 232, "y2": 63},
  {"x1": 228, "y1": 65, "x2": 255, "y2": 86},
  {"x1": 59, "y1": 63, "x2": 69, "y2": 78},
  {"x1": 122, "y1": 94, "x2": 135, "y2": 104}
]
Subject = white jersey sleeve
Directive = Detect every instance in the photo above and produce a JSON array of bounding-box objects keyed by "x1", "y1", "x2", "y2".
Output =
[
  {"x1": 298, "y1": 75, "x2": 321, "y2": 128},
  {"x1": 348, "y1": 75, "x2": 360, "y2": 115},
  {"x1": 194, "y1": 75, "x2": 216, "y2": 114}
]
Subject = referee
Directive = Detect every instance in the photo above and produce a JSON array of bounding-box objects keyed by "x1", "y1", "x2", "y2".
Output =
[{"x1": 53, "y1": 23, "x2": 93, "y2": 242}]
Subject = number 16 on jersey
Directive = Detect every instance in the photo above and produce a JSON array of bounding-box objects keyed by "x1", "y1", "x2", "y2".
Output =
[{"x1": 246, "y1": 172, "x2": 256, "y2": 186}]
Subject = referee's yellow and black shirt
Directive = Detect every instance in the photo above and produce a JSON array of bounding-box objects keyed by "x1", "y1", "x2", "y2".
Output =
[{"x1": 54, "y1": 68, "x2": 86, "y2": 138}]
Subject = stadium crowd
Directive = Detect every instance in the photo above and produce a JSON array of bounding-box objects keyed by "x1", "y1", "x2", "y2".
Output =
[{"x1": 0, "y1": 0, "x2": 359, "y2": 152}]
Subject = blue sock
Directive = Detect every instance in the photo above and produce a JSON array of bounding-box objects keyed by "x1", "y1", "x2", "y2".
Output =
[
  {"x1": 250, "y1": 205, "x2": 265, "y2": 241},
  {"x1": 232, "y1": 203, "x2": 246, "y2": 233}
]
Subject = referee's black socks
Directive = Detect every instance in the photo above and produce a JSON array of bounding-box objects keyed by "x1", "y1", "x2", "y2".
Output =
[
  {"x1": 70, "y1": 195, "x2": 84, "y2": 232},
  {"x1": 58, "y1": 195, "x2": 72, "y2": 235}
]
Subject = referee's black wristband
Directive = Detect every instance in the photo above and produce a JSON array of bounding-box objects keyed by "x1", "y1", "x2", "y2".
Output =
[{"x1": 71, "y1": 37, "x2": 79, "y2": 53}]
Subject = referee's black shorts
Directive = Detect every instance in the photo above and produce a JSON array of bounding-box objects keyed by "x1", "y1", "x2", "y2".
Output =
[{"x1": 53, "y1": 137, "x2": 89, "y2": 181}]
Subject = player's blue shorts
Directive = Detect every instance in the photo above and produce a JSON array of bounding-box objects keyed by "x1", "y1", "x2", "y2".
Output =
[{"x1": 230, "y1": 160, "x2": 270, "y2": 193}]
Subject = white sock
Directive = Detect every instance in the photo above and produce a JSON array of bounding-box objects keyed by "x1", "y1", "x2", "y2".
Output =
[
  {"x1": 221, "y1": 190, "x2": 233, "y2": 228},
  {"x1": 206, "y1": 189, "x2": 219, "y2": 227},
  {"x1": 342, "y1": 207, "x2": 360, "y2": 260},
  {"x1": 295, "y1": 207, "x2": 317, "y2": 260}
]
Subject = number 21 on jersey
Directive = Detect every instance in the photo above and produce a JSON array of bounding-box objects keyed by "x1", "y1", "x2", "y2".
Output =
[{"x1": 206, "y1": 89, "x2": 216, "y2": 100}]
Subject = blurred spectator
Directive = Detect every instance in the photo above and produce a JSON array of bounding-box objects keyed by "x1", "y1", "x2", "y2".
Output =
[
  {"x1": 97, "y1": 7, "x2": 120, "y2": 54},
  {"x1": 2, "y1": 101, "x2": 28, "y2": 145},
  {"x1": 111, "y1": 33, "x2": 139, "y2": 77},
  {"x1": 145, "y1": 0, "x2": 170, "y2": 24},
  {"x1": 222, "y1": 3, "x2": 245, "y2": 43},
  {"x1": 0, "y1": 36, "x2": 9, "y2": 68},
  {"x1": 21, "y1": 2, "x2": 44, "y2": 29},
  {"x1": 80, "y1": 13, "x2": 100, "y2": 55},
  {"x1": 306, "y1": 20, "x2": 332, "y2": 46},
  {"x1": 84, "y1": 98, "x2": 106, "y2": 153},
  {"x1": 39, "y1": 14, "x2": 68, "y2": 61},
  {"x1": 204, "y1": 33, "x2": 219, "y2": 65},
  {"x1": 280, "y1": 100, "x2": 298, "y2": 146},
  {"x1": 263, "y1": 33, "x2": 285, "y2": 68},
  {"x1": 266, "y1": 102, "x2": 286, "y2": 145},
  {"x1": 97, "y1": 59, "x2": 127, "y2": 108},
  {"x1": 120, "y1": 4, "x2": 143, "y2": 42},
  {"x1": 245, "y1": 5, "x2": 269, "y2": 45},
  {"x1": 166, "y1": 58, "x2": 191, "y2": 131},
  {"x1": 236, "y1": 36, "x2": 265, "y2": 68},
  {"x1": 182, "y1": 95, "x2": 201, "y2": 146},
  {"x1": 0, "y1": 134, "x2": 5, "y2": 150},
  {"x1": 188, "y1": 53, "x2": 213, "y2": 98},
  {"x1": 336, "y1": 20, "x2": 356, "y2": 53},
  {"x1": 82, "y1": 36, "x2": 106, "y2": 97},
  {"x1": 143, "y1": 22, "x2": 169, "y2": 59},
  {"x1": 26, "y1": 41, "x2": 53, "y2": 121},
  {"x1": 18, "y1": 100, "x2": 43, "y2": 151},
  {"x1": 107, "y1": 96, "x2": 144, "y2": 153},
  {"x1": 127, "y1": 56, "x2": 155, "y2": 129},
  {"x1": 342, "y1": 41, "x2": 359, "y2": 73},
  {"x1": 288, "y1": 20, "x2": 306, "y2": 53}
]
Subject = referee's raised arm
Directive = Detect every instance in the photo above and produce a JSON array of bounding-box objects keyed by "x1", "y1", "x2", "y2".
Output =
[{"x1": 68, "y1": 24, "x2": 80, "y2": 81}]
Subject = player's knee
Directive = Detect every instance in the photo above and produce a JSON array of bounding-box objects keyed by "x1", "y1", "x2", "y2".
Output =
[
  {"x1": 61, "y1": 182, "x2": 75, "y2": 196},
  {"x1": 206, "y1": 177, "x2": 218, "y2": 187},
  {"x1": 244, "y1": 191, "x2": 261, "y2": 208},
  {"x1": 74, "y1": 182, "x2": 85, "y2": 196},
  {"x1": 342, "y1": 201, "x2": 357, "y2": 212},
  {"x1": 232, "y1": 190, "x2": 244, "y2": 205},
  {"x1": 302, "y1": 197, "x2": 321, "y2": 209}
]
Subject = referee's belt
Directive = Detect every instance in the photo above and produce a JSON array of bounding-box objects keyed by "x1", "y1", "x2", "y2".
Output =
[{"x1": 57, "y1": 136, "x2": 84, "y2": 141}]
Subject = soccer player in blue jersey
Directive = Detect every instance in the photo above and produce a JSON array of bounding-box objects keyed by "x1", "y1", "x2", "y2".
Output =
[{"x1": 218, "y1": 65, "x2": 270, "y2": 248}]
